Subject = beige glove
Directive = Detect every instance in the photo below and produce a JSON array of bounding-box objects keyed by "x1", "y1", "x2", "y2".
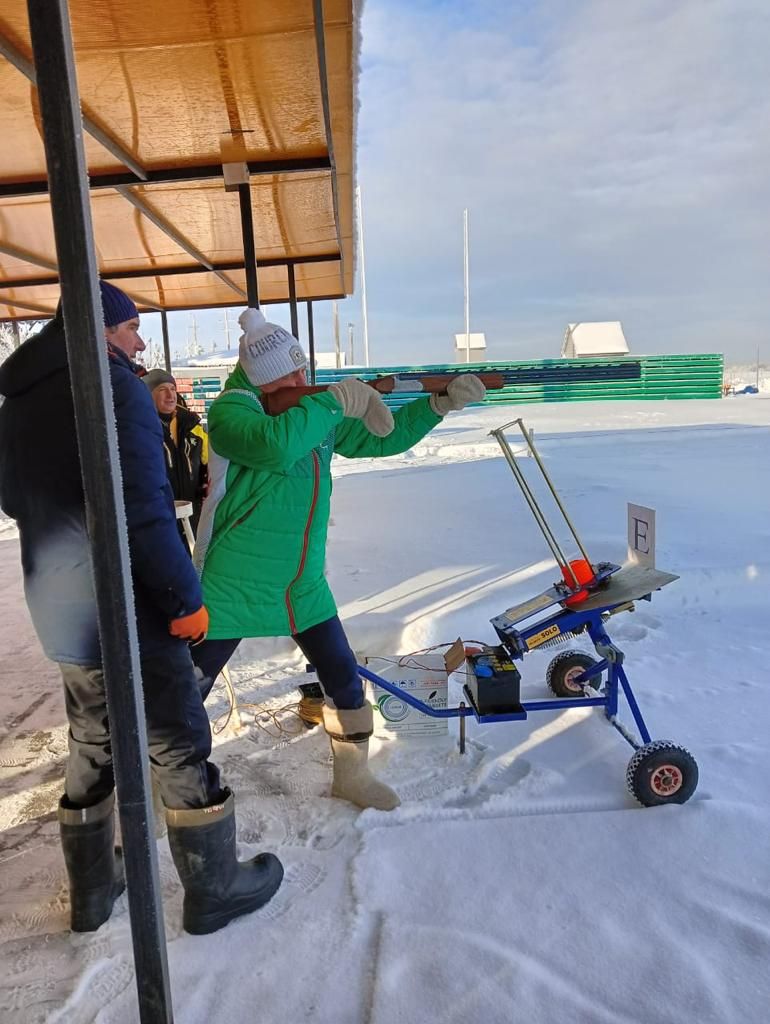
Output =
[
  {"x1": 429, "y1": 374, "x2": 487, "y2": 416},
  {"x1": 328, "y1": 378, "x2": 395, "y2": 437}
]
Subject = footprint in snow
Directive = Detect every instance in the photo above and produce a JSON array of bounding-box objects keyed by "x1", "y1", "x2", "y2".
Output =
[
  {"x1": 611, "y1": 622, "x2": 648, "y2": 642},
  {"x1": 631, "y1": 610, "x2": 663, "y2": 629}
]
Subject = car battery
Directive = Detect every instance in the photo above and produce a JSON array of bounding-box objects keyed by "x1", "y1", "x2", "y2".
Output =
[{"x1": 465, "y1": 646, "x2": 523, "y2": 716}]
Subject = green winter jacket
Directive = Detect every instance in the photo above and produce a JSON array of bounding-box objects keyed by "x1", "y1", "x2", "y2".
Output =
[{"x1": 193, "y1": 363, "x2": 442, "y2": 638}]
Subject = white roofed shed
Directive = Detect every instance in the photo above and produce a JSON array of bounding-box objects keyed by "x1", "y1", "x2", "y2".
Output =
[{"x1": 561, "y1": 321, "x2": 630, "y2": 358}]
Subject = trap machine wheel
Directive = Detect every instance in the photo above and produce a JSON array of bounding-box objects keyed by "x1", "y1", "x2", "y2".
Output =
[
  {"x1": 545, "y1": 651, "x2": 601, "y2": 698},
  {"x1": 626, "y1": 741, "x2": 699, "y2": 807}
]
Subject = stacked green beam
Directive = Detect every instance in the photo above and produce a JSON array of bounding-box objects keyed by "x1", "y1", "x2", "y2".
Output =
[{"x1": 312, "y1": 354, "x2": 723, "y2": 409}]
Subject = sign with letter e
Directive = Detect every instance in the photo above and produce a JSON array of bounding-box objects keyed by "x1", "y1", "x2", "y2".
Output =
[{"x1": 627, "y1": 503, "x2": 656, "y2": 568}]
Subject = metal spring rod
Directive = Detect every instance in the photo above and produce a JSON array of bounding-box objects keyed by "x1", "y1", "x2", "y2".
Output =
[
  {"x1": 490, "y1": 427, "x2": 578, "y2": 587},
  {"x1": 513, "y1": 418, "x2": 593, "y2": 566}
]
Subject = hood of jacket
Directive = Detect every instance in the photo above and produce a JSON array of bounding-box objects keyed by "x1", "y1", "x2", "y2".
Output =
[{"x1": 0, "y1": 316, "x2": 65, "y2": 399}]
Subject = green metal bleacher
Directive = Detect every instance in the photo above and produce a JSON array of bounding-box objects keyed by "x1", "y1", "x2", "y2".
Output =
[
  {"x1": 179, "y1": 353, "x2": 724, "y2": 423},
  {"x1": 312, "y1": 354, "x2": 724, "y2": 409}
]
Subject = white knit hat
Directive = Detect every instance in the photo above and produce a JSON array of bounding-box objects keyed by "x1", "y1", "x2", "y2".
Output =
[{"x1": 238, "y1": 308, "x2": 307, "y2": 386}]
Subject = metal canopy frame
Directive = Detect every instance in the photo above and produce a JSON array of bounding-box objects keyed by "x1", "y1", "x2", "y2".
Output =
[
  {"x1": 113, "y1": 185, "x2": 248, "y2": 302},
  {"x1": 0, "y1": 158, "x2": 332, "y2": 199},
  {"x1": 0, "y1": 252, "x2": 341, "y2": 292},
  {"x1": 0, "y1": 5, "x2": 352, "y2": 321},
  {"x1": 312, "y1": 0, "x2": 345, "y2": 285}
]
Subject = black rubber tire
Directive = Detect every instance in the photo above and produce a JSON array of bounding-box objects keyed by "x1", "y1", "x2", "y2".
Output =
[
  {"x1": 546, "y1": 652, "x2": 599, "y2": 698},
  {"x1": 626, "y1": 741, "x2": 699, "y2": 806}
]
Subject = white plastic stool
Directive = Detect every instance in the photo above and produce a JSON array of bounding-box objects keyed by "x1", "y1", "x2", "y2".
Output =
[{"x1": 174, "y1": 500, "x2": 196, "y2": 553}]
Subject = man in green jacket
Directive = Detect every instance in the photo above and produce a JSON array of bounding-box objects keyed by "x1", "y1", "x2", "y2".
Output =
[{"x1": 192, "y1": 308, "x2": 485, "y2": 812}]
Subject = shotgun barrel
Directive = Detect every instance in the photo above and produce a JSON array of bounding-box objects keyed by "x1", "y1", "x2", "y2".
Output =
[{"x1": 261, "y1": 372, "x2": 505, "y2": 416}]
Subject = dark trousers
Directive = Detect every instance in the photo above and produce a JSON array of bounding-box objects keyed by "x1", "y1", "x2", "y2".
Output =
[
  {"x1": 192, "y1": 615, "x2": 365, "y2": 710},
  {"x1": 60, "y1": 644, "x2": 221, "y2": 811}
]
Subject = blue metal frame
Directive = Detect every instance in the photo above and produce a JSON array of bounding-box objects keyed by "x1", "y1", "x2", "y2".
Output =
[{"x1": 358, "y1": 592, "x2": 656, "y2": 750}]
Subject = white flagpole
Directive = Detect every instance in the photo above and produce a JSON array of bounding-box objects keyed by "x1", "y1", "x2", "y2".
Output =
[
  {"x1": 332, "y1": 301, "x2": 341, "y2": 368},
  {"x1": 463, "y1": 208, "x2": 470, "y2": 363},
  {"x1": 356, "y1": 185, "x2": 370, "y2": 366}
]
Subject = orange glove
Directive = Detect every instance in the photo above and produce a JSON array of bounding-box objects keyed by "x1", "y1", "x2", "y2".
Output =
[{"x1": 169, "y1": 606, "x2": 209, "y2": 645}]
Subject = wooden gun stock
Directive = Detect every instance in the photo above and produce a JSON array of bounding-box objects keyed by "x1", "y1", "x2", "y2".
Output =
[{"x1": 261, "y1": 372, "x2": 506, "y2": 416}]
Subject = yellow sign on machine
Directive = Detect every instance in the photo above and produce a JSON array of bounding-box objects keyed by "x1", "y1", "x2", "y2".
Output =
[{"x1": 526, "y1": 624, "x2": 561, "y2": 649}]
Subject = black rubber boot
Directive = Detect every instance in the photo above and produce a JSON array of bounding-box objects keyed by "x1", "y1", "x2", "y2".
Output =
[
  {"x1": 58, "y1": 792, "x2": 126, "y2": 933},
  {"x1": 167, "y1": 789, "x2": 283, "y2": 936}
]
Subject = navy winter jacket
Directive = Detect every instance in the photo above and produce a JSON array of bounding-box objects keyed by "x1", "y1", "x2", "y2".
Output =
[{"x1": 0, "y1": 316, "x2": 203, "y2": 665}]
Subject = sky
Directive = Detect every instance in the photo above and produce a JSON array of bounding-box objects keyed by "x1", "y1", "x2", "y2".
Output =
[{"x1": 153, "y1": 0, "x2": 769, "y2": 368}]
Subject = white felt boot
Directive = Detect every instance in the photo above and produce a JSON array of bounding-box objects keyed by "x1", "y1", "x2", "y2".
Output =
[{"x1": 322, "y1": 704, "x2": 400, "y2": 811}]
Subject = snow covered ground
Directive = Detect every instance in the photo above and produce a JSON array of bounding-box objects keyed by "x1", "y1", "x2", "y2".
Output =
[{"x1": 1, "y1": 395, "x2": 769, "y2": 1023}]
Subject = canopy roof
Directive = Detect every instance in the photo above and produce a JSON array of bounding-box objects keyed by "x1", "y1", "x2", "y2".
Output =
[{"x1": 0, "y1": 0, "x2": 357, "y2": 320}]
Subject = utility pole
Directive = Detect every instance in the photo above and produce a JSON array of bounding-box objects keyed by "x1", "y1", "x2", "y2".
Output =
[
  {"x1": 463, "y1": 208, "x2": 470, "y2": 364},
  {"x1": 223, "y1": 308, "x2": 231, "y2": 350},
  {"x1": 332, "y1": 301, "x2": 341, "y2": 368},
  {"x1": 347, "y1": 322, "x2": 355, "y2": 366},
  {"x1": 356, "y1": 185, "x2": 370, "y2": 366}
]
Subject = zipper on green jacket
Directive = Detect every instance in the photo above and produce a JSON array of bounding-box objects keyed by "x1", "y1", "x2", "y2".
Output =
[{"x1": 285, "y1": 451, "x2": 320, "y2": 634}]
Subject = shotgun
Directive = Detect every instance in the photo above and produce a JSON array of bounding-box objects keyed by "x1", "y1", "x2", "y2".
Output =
[{"x1": 261, "y1": 372, "x2": 506, "y2": 416}]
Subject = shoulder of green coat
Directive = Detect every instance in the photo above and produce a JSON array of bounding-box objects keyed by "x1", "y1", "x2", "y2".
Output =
[
  {"x1": 209, "y1": 383, "x2": 263, "y2": 417},
  {"x1": 223, "y1": 361, "x2": 260, "y2": 396}
]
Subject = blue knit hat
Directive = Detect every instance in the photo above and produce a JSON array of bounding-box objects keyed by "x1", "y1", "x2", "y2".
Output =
[{"x1": 100, "y1": 280, "x2": 138, "y2": 328}]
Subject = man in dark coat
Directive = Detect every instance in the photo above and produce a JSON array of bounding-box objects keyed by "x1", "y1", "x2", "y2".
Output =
[
  {"x1": 143, "y1": 369, "x2": 209, "y2": 533},
  {"x1": 0, "y1": 282, "x2": 281, "y2": 935}
]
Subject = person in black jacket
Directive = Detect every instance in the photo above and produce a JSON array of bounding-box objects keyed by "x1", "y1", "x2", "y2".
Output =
[
  {"x1": 0, "y1": 282, "x2": 281, "y2": 935},
  {"x1": 143, "y1": 369, "x2": 209, "y2": 533}
]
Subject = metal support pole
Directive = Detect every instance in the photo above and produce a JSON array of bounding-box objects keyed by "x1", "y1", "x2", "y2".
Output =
[
  {"x1": 288, "y1": 263, "x2": 299, "y2": 339},
  {"x1": 160, "y1": 310, "x2": 171, "y2": 372},
  {"x1": 26, "y1": 2, "x2": 173, "y2": 1021},
  {"x1": 307, "y1": 301, "x2": 316, "y2": 383},
  {"x1": 616, "y1": 665, "x2": 652, "y2": 746},
  {"x1": 238, "y1": 181, "x2": 259, "y2": 308}
]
